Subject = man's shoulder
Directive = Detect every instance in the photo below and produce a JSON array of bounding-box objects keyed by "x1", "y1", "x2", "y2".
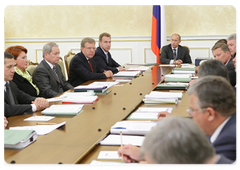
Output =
[{"x1": 94, "y1": 47, "x2": 105, "y2": 56}]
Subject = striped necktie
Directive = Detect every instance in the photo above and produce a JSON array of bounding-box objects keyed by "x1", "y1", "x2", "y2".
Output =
[{"x1": 53, "y1": 66, "x2": 60, "y2": 82}]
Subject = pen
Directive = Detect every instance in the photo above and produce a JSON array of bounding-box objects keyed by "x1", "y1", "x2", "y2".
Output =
[
  {"x1": 120, "y1": 131, "x2": 123, "y2": 161},
  {"x1": 36, "y1": 122, "x2": 57, "y2": 125}
]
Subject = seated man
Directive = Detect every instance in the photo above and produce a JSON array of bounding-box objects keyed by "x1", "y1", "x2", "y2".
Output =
[
  {"x1": 227, "y1": 33, "x2": 236, "y2": 58},
  {"x1": 118, "y1": 116, "x2": 233, "y2": 164},
  {"x1": 211, "y1": 43, "x2": 236, "y2": 86},
  {"x1": 4, "y1": 52, "x2": 49, "y2": 118},
  {"x1": 93, "y1": 32, "x2": 125, "y2": 73},
  {"x1": 68, "y1": 37, "x2": 113, "y2": 87},
  {"x1": 160, "y1": 33, "x2": 192, "y2": 65},
  {"x1": 33, "y1": 42, "x2": 73, "y2": 98},
  {"x1": 159, "y1": 76, "x2": 236, "y2": 161}
]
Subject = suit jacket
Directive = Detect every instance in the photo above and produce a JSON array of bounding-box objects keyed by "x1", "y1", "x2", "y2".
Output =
[
  {"x1": 33, "y1": 60, "x2": 73, "y2": 98},
  {"x1": 216, "y1": 154, "x2": 234, "y2": 164},
  {"x1": 160, "y1": 44, "x2": 192, "y2": 64},
  {"x1": 226, "y1": 58, "x2": 236, "y2": 86},
  {"x1": 68, "y1": 52, "x2": 107, "y2": 87},
  {"x1": 12, "y1": 72, "x2": 38, "y2": 97},
  {"x1": 212, "y1": 113, "x2": 236, "y2": 161},
  {"x1": 4, "y1": 81, "x2": 36, "y2": 118},
  {"x1": 93, "y1": 46, "x2": 120, "y2": 73}
]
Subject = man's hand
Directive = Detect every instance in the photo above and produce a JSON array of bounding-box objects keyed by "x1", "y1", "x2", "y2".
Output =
[
  {"x1": 32, "y1": 97, "x2": 49, "y2": 111},
  {"x1": 118, "y1": 144, "x2": 142, "y2": 163}
]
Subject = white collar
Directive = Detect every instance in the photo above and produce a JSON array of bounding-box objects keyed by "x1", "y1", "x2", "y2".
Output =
[
  {"x1": 210, "y1": 116, "x2": 231, "y2": 143},
  {"x1": 45, "y1": 59, "x2": 54, "y2": 69}
]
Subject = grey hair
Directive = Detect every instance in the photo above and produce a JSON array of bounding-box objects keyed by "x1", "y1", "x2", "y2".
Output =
[
  {"x1": 42, "y1": 42, "x2": 58, "y2": 58},
  {"x1": 227, "y1": 33, "x2": 236, "y2": 41},
  {"x1": 141, "y1": 116, "x2": 215, "y2": 164},
  {"x1": 188, "y1": 75, "x2": 236, "y2": 117},
  {"x1": 198, "y1": 59, "x2": 230, "y2": 81}
]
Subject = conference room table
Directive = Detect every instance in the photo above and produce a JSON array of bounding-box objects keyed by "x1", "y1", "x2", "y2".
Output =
[{"x1": 4, "y1": 64, "x2": 191, "y2": 164}]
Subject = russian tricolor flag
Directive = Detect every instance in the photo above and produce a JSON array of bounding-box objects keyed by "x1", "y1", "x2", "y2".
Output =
[{"x1": 151, "y1": 5, "x2": 166, "y2": 64}]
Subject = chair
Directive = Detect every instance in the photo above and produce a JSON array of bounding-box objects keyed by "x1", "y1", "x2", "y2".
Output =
[
  {"x1": 64, "y1": 51, "x2": 76, "y2": 77},
  {"x1": 26, "y1": 60, "x2": 38, "y2": 75},
  {"x1": 183, "y1": 46, "x2": 190, "y2": 54},
  {"x1": 58, "y1": 57, "x2": 66, "y2": 80}
]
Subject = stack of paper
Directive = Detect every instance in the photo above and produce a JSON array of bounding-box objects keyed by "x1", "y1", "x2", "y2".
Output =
[
  {"x1": 110, "y1": 121, "x2": 157, "y2": 135},
  {"x1": 164, "y1": 74, "x2": 192, "y2": 83},
  {"x1": 62, "y1": 95, "x2": 98, "y2": 104},
  {"x1": 42, "y1": 105, "x2": 84, "y2": 116},
  {"x1": 127, "y1": 107, "x2": 172, "y2": 120},
  {"x1": 155, "y1": 83, "x2": 188, "y2": 90},
  {"x1": 171, "y1": 67, "x2": 195, "y2": 74},
  {"x1": 143, "y1": 91, "x2": 183, "y2": 104},
  {"x1": 99, "y1": 134, "x2": 145, "y2": 146},
  {"x1": 47, "y1": 92, "x2": 95, "y2": 102},
  {"x1": 4, "y1": 129, "x2": 38, "y2": 149},
  {"x1": 127, "y1": 67, "x2": 149, "y2": 71},
  {"x1": 74, "y1": 85, "x2": 108, "y2": 93},
  {"x1": 113, "y1": 71, "x2": 141, "y2": 80}
]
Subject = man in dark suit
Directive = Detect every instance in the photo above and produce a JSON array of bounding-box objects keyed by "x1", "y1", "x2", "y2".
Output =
[
  {"x1": 68, "y1": 37, "x2": 113, "y2": 87},
  {"x1": 93, "y1": 32, "x2": 125, "y2": 73},
  {"x1": 118, "y1": 116, "x2": 233, "y2": 164},
  {"x1": 211, "y1": 43, "x2": 236, "y2": 86},
  {"x1": 227, "y1": 33, "x2": 236, "y2": 58},
  {"x1": 160, "y1": 34, "x2": 192, "y2": 64},
  {"x1": 4, "y1": 52, "x2": 49, "y2": 118},
  {"x1": 33, "y1": 42, "x2": 73, "y2": 98},
  {"x1": 188, "y1": 75, "x2": 236, "y2": 161}
]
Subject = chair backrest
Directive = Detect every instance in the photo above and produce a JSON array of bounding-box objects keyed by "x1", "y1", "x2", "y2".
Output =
[
  {"x1": 26, "y1": 60, "x2": 38, "y2": 75},
  {"x1": 183, "y1": 46, "x2": 190, "y2": 54},
  {"x1": 64, "y1": 51, "x2": 76, "y2": 76},
  {"x1": 58, "y1": 57, "x2": 66, "y2": 80}
]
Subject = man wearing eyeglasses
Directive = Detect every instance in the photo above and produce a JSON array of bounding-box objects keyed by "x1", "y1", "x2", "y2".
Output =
[{"x1": 68, "y1": 37, "x2": 113, "y2": 87}]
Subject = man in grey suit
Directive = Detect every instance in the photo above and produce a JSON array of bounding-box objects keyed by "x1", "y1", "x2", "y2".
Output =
[
  {"x1": 33, "y1": 42, "x2": 73, "y2": 98},
  {"x1": 160, "y1": 34, "x2": 192, "y2": 65}
]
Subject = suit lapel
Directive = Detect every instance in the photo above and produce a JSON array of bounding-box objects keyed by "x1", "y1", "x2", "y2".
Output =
[
  {"x1": 42, "y1": 60, "x2": 62, "y2": 84},
  {"x1": 80, "y1": 52, "x2": 93, "y2": 72}
]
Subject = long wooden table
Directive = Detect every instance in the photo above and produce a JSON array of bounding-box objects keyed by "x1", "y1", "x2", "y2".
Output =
[{"x1": 4, "y1": 65, "x2": 189, "y2": 164}]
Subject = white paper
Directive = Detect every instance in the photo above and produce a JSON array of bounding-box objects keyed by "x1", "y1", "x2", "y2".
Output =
[
  {"x1": 128, "y1": 112, "x2": 160, "y2": 120},
  {"x1": 10, "y1": 122, "x2": 66, "y2": 135},
  {"x1": 90, "y1": 160, "x2": 138, "y2": 165},
  {"x1": 165, "y1": 74, "x2": 192, "y2": 78},
  {"x1": 42, "y1": 105, "x2": 84, "y2": 114},
  {"x1": 100, "y1": 134, "x2": 145, "y2": 146},
  {"x1": 24, "y1": 116, "x2": 55, "y2": 122},
  {"x1": 97, "y1": 151, "x2": 121, "y2": 159}
]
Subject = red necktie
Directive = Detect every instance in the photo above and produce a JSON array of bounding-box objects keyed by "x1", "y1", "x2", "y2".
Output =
[{"x1": 88, "y1": 59, "x2": 94, "y2": 73}]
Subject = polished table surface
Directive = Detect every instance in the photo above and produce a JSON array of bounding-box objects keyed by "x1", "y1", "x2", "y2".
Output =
[{"x1": 4, "y1": 65, "x2": 190, "y2": 164}]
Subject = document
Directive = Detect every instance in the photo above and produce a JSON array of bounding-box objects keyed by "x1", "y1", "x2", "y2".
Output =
[
  {"x1": 127, "y1": 107, "x2": 172, "y2": 120},
  {"x1": 127, "y1": 67, "x2": 149, "y2": 71},
  {"x1": 110, "y1": 121, "x2": 157, "y2": 135},
  {"x1": 4, "y1": 129, "x2": 38, "y2": 149},
  {"x1": 62, "y1": 96, "x2": 98, "y2": 104},
  {"x1": 97, "y1": 151, "x2": 122, "y2": 159},
  {"x1": 9, "y1": 122, "x2": 66, "y2": 135},
  {"x1": 99, "y1": 134, "x2": 145, "y2": 146},
  {"x1": 90, "y1": 160, "x2": 138, "y2": 165},
  {"x1": 145, "y1": 91, "x2": 183, "y2": 99},
  {"x1": 24, "y1": 116, "x2": 55, "y2": 122},
  {"x1": 41, "y1": 104, "x2": 84, "y2": 116}
]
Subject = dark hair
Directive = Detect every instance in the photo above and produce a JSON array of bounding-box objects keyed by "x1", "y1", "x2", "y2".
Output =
[{"x1": 2, "y1": 52, "x2": 14, "y2": 66}]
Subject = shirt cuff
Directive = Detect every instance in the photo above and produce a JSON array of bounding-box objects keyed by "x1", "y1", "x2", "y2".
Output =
[
  {"x1": 31, "y1": 104, "x2": 37, "y2": 112},
  {"x1": 170, "y1": 60, "x2": 174, "y2": 64}
]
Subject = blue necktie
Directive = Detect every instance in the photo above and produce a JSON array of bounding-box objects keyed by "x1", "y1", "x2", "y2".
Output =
[{"x1": 106, "y1": 53, "x2": 109, "y2": 63}]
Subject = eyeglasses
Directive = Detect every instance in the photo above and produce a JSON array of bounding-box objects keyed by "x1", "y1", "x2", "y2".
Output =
[
  {"x1": 187, "y1": 107, "x2": 207, "y2": 116},
  {"x1": 84, "y1": 47, "x2": 96, "y2": 50}
]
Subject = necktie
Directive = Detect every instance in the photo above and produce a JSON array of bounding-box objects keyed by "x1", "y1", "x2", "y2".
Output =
[
  {"x1": 53, "y1": 66, "x2": 60, "y2": 82},
  {"x1": 105, "y1": 53, "x2": 109, "y2": 63},
  {"x1": 173, "y1": 48, "x2": 177, "y2": 59},
  {"x1": 88, "y1": 59, "x2": 94, "y2": 73},
  {"x1": 5, "y1": 82, "x2": 15, "y2": 105}
]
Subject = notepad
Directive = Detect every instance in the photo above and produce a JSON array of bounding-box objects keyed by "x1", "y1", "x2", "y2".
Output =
[
  {"x1": 41, "y1": 104, "x2": 84, "y2": 116},
  {"x1": 110, "y1": 121, "x2": 157, "y2": 135},
  {"x1": 24, "y1": 116, "x2": 55, "y2": 122},
  {"x1": 62, "y1": 96, "x2": 98, "y2": 104},
  {"x1": 4, "y1": 129, "x2": 37, "y2": 149},
  {"x1": 97, "y1": 151, "x2": 122, "y2": 159},
  {"x1": 155, "y1": 84, "x2": 188, "y2": 90}
]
